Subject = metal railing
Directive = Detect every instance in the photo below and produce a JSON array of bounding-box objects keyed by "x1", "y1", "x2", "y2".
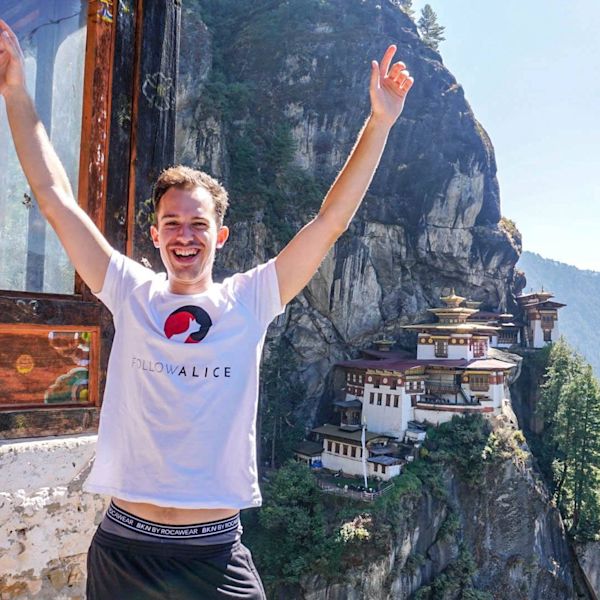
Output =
[{"x1": 316, "y1": 479, "x2": 394, "y2": 502}]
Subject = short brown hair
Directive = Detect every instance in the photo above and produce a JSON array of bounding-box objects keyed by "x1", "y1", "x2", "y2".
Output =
[{"x1": 152, "y1": 166, "x2": 229, "y2": 227}]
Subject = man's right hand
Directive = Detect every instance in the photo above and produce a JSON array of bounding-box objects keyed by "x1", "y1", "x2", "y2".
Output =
[{"x1": 0, "y1": 20, "x2": 26, "y2": 97}]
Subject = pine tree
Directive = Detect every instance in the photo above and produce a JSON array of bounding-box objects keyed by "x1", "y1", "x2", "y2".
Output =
[
  {"x1": 537, "y1": 339, "x2": 600, "y2": 540},
  {"x1": 418, "y1": 4, "x2": 446, "y2": 51},
  {"x1": 260, "y1": 338, "x2": 305, "y2": 469},
  {"x1": 538, "y1": 338, "x2": 582, "y2": 487}
]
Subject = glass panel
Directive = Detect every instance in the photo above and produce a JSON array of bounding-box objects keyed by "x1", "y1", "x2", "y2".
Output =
[
  {"x1": 0, "y1": 2, "x2": 87, "y2": 293},
  {"x1": 0, "y1": 327, "x2": 94, "y2": 408}
]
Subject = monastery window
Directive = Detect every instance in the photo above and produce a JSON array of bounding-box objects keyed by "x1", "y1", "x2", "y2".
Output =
[
  {"x1": 390, "y1": 379, "x2": 397, "y2": 390},
  {"x1": 327, "y1": 441, "x2": 333, "y2": 452},
  {"x1": 381, "y1": 465, "x2": 386, "y2": 474},
  {"x1": 346, "y1": 372, "x2": 351, "y2": 381},
  {"x1": 435, "y1": 340, "x2": 448, "y2": 358},
  {"x1": 469, "y1": 374, "x2": 489, "y2": 391},
  {"x1": 377, "y1": 393, "x2": 382, "y2": 406},
  {"x1": 343, "y1": 444, "x2": 348, "y2": 456},
  {"x1": 351, "y1": 446, "x2": 357, "y2": 458},
  {"x1": 544, "y1": 329, "x2": 552, "y2": 342},
  {"x1": 373, "y1": 463, "x2": 378, "y2": 473},
  {"x1": 394, "y1": 395, "x2": 399, "y2": 408},
  {"x1": 369, "y1": 392, "x2": 374, "y2": 405},
  {"x1": 473, "y1": 340, "x2": 486, "y2": 358},
  {"x1": 359, "y1": 375, "x2": 363, "y2": 384},
  {"x1": 498, "y1": 330, "x2": 517, "y2": 344},
  {"x1": 411, "y1": 395, "x2": 418, "y2": 406},
  {"x1": 542, "y1": 314, "x2": 554, "y2": 328},
  {"x1": 386, "y1": 394, "x2": 391, "y2": 407},
  {"x1": 373, "y1": 378, "x2": 380, "y2": 389},
  {"x1": 335, "y1": 442, "x2": 340, "y2": 454}
]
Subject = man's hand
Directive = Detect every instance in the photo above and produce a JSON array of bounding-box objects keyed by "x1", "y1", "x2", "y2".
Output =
[
  {"x1": 369, "y1": 45, "x2": 414, "y2": 129},
  {"x1": 0, "y1": 20, "x2": 26, "y2": 97}
]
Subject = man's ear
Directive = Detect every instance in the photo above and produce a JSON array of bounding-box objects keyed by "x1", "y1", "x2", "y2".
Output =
[
  {"x1": 216, "y1": 225, "x2": 230, "y2": 249},
  {"x1": 150, "y1": 225, "x2": 160, "y2": 248}
]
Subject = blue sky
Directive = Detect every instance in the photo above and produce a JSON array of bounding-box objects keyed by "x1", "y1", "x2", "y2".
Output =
[{"x1": 411, "y1": 1, "x2": 600, "y2": 271}]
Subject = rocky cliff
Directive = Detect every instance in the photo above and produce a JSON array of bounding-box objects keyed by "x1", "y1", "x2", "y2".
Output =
[
  {"x1": 174, "y1": 0, "x2": 522, "y2": 415},
  {"x1": 257, "y1": 419, "x2": 580, "y2": 600}
]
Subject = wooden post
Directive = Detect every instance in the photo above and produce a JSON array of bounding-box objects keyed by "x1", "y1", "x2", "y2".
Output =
[{"x1": 128, "y1": 0, "x2": 181, "y2": 265}]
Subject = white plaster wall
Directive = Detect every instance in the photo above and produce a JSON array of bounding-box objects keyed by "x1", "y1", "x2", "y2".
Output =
[
  {"x1": 321, "y1": 450, "x2": 366, "y2": 477},
  {"x1": 416, "y1": 344, "x2": 435, "y2": 360},
  {"x1": 321, "y1": 451, "x2": 400, "y2": 481},
  {"x1": 364, "y1": 398, "x2": 403, "y2": 437},
  {"x1": 447, "y1": 343, "x2": 471, "y2": 361},
  {"x1": 401, "y1": 392, "x2": 413, "y2": 435},
  {"x1": 534, "y1": 321, "x2": 544, "y2": 347},
  {"x1": 0, "y1": 434, "x2": 108, "y2": 600},
  {"x1": 490, "y1": 382, "x2": 505, "y2": 407},
  {"x1": 413, "y1": 409, "x2": 459, "y2": 426}
]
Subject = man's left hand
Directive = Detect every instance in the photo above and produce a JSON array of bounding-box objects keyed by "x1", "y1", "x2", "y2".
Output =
[{"x1": 369, "y1": 44, "x2": 414, "y2": 129}]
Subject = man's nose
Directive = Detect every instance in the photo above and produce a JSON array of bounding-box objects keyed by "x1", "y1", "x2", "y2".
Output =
[{"x1": 177, "y1": 223, "x2": 194, "y2": 240}]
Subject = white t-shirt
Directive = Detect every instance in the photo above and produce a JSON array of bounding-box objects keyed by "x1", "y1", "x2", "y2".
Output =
[{"x1": 83, "y1": 251, "x2": 285, "y2": 509}]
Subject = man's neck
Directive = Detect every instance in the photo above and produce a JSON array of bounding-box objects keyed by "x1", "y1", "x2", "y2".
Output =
[{"x1": 167, "y1": 276, "x2": 214, "y2": 295}]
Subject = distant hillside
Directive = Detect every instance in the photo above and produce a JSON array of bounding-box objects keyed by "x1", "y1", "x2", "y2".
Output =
[{"x1": 518, "y1": 251, "x2": 600, "y2": 375}]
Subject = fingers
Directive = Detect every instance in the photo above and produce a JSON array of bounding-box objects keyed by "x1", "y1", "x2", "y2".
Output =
[
  {"x1": 388, "y1": 61, "x2": 407, "y2": 81},
  {"x1": 0, "y1": 20, "x2": 22, "y2": 58},
  {"x1": 370, "y1": 60, "x2": 380, "y2": 91},
  {"x1": 399, "y1": 76, "x2": 414, "y2": 95},
  {"x1": 379, "y1": 44, "x2": 396, "y2": 77}
]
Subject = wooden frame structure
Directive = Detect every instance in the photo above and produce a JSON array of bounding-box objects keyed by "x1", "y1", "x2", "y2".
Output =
[{"x1": 0, "y1": 0, "x2": 181, "y2": 439}]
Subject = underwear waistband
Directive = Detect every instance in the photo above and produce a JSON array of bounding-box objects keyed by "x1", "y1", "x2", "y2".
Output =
[{"x1": 105, "y1": 500, "x2": 241, "y2": 540}]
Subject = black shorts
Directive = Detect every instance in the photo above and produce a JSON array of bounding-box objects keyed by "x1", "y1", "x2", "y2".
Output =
[{"x1": 86, "y1": 526, "x2": 267, "y2": 599}]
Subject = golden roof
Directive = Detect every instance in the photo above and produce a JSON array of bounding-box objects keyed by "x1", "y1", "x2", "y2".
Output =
[{"x1": 440, "y1": 288, "x2": 465, "y2": 307}]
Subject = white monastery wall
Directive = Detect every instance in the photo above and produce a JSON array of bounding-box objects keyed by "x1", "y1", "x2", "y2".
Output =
[
  {"x1": 532, "y1": 321, "x2": 545, "y2": 348},
  {"x1": 447, "y1": 344, "x2": 471, "y2": 361},
  {"x1": 416, "y1": 344, "x2": 435, "y2": 360},
  {"x1": 413, "y1": 408, "x2": 455, "y2": 426},
  {"x1": 0, "y1": 434, "x2": 108, "y2": 600},
  {"x1": 321, "y1": 448, "x2": 400, "y2": 480}
]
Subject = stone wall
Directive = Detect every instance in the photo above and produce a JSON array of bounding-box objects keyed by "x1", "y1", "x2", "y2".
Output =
[{"x1": 0, "y1": 435, "x2": 107, "y2": 600}]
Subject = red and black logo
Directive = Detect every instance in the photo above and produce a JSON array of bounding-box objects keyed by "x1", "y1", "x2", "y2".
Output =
[{"x1": 164, "y1": 306, "x2": 212, "y2": 343}]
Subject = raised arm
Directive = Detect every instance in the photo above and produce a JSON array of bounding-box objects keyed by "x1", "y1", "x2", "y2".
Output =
[
  {"x1": 0, "y1": 20, "x2": 112, "y2": 293},
  {"x1": 275, "y1": 45, "x2": 414, "y2": 305}
]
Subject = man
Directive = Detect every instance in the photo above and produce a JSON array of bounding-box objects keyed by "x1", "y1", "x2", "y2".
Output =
[{"x1": 0, "y1": 18, "x2": 413, "y2": 600}]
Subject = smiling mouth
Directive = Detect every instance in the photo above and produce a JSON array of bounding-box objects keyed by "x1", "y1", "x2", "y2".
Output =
[{"x1": 171, "y1": 248, "x2": 200, "y2": 262}]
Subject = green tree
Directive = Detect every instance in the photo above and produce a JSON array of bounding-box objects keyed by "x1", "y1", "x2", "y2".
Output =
[
  {"x1": 538, "y1": 338, "x2": 583, "y2": 486},
  {"x1": 253, "y1": 461, "x2": 340, "y2": 586},
  {"x1": 260, "y1": 337, "x2": 306, "y2": 468},
  {"x1": 537, "y1": 339, "x2": 600, "y2": 540},
  {"x1": 418, "y1": 4, "x2": 446, "y2": 51}
]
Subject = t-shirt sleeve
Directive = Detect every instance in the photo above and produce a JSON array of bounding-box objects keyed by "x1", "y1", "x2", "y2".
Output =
[
  {"x1": 94, "y1": 251, "x2": 155, "y2": 315},
  {"x1": 228, "y1": 258, "x2": 286, "y2": 329}
]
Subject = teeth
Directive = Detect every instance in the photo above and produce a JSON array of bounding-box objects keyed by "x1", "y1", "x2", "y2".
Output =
[{"x1": 174, "y1": 249, "x2": 198, "y2": 257}]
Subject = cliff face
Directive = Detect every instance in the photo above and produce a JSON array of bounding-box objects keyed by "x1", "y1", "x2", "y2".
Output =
[
  {"x1": 175, "y1": 0, "x2": 522, "y2": 412},
  {"x1": 276, "y1": 443, "x2": 575, "y2": 599}
]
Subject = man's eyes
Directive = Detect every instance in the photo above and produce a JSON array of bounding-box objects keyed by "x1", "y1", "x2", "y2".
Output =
[{"x1": 164, "y1": 221, "x2": 208, "y2": 228}]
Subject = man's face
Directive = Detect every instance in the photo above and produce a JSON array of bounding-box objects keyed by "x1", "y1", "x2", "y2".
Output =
[{"x1": 150, "y1": 186, "x2": 229, "y2": 294}]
